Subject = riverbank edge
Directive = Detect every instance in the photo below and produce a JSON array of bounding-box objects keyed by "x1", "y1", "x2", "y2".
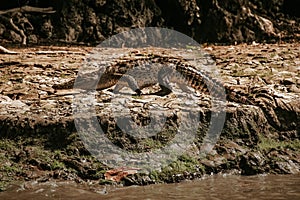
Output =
[{"x1": 0, "y1": 43, "x2": 299, "y2": 192}]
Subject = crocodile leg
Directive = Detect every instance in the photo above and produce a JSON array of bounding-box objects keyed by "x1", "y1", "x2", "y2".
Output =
[
  {"x1": 155, "y1": 67, "x2": 173, "y2": 96},
  {"x1": 113, "y1": 74, "x2": 142, "y2": 95}
]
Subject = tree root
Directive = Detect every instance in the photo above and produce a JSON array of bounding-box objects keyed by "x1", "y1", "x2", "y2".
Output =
[{"x1": 0, "y1": 6, "x2": 56, "y2": 45}]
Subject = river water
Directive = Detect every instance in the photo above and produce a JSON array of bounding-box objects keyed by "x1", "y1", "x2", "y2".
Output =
[{"x1": 1, "y1": 174, "x2": 299, "y2": 200}]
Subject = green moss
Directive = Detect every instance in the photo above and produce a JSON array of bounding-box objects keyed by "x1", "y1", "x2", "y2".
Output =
[
  {"x1": 149, "y1": 154, "x2": 202, "y2": 183},
  {"x1": 59, "y1": 73, "x2": 68, "y2": 78},
  {"x1": 99, "y1": 179, "x2": 115, "y2": 185},
  {"x1": 185, "y1": 45, "x2": 197, "y2": 50},
  {"x1": 139, "y1": 138, "x2": 163, "y2": 150},
  {"x1": 0, "y1": 182, "x2": 8, "y2": 192},
  {"x1": 50, "y1": 160, "x2": 65, "y2": 170},
  {"x1": 258, "y1": 135, "x2": 300, "y2": 152},
  {"x1": 131, "y1": 95, "x2": 142, "y2": 99},
  {"x1": 0, "y1": 140, "x2": 16, "y2": 151},
  {"x1": 178, "y1": 154, "x2": 198, "y2": 164},
  {"x1": 1, "y1": 165, "x2": 21, "y2": 174}
]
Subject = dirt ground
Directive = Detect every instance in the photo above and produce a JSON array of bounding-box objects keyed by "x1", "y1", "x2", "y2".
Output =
[{"x1": 0, "y1": 43, "x2": 299, "y2": 191}]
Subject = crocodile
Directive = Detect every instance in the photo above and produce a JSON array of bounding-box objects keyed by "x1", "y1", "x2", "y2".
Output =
[{"x1": 53, "y1": 52, "x2": 281, "y2": 130}]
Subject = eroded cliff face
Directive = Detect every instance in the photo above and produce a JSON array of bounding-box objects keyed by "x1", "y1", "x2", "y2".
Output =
[{"x1": 0, "y1": 0, "x2": 299, "y2": 45}]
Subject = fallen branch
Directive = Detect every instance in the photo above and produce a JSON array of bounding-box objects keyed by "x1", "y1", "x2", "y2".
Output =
[
  {"x1": 0, "y1": 46, "x2": 18, "y2": 54},
  {"x1": 0, "y1": 6, "x2": 55, "y2": 15}
]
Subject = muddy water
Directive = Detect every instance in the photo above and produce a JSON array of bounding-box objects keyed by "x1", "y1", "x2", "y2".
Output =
[{"x1": 1, "y1": 174, "x2": 299, "y2": 200}]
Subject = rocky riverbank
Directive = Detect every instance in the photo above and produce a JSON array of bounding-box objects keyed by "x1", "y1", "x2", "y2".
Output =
[{"x1": 0, "y1": 43, "x2": 299, "y2": 191}]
